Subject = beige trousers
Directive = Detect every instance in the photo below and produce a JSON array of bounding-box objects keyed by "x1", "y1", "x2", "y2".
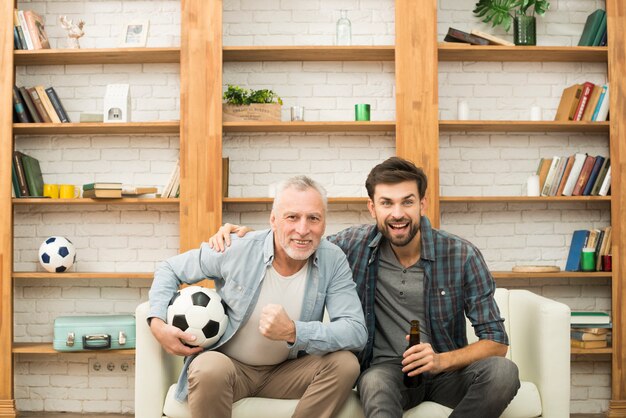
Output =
[{"x1": 187, "y1": 350, "x2": 360, "y2": 418}]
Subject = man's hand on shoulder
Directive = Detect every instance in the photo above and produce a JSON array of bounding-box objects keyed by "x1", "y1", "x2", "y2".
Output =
[
  {"x1": 259, "y1": 304, "x2": 296, "y2": 344},
  {"x1": 207, "y1": 223, "x2": 253, "y2": 252},
  {"x1": 149, "y1": 317, "x2": 204, "y2": 356}
]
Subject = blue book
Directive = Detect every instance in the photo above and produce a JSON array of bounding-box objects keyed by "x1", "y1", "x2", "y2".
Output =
[
  {"x1": 565, "y1": 230, "x2": 590, "y2": 271},
  {"x1": 591, "y1": 84, "x2": 607, "y2": 121},
  {"x1": 582, "y1": 156, "x2": 605, "y2": 195}
]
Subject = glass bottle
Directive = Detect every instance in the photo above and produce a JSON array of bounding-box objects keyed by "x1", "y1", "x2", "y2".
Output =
[
  {"x1": 336, "y1": 10, "x2": 352, "y2": 46},
  {"x1": 403, "y1": 320, "x2": 423, "y2": 388}
]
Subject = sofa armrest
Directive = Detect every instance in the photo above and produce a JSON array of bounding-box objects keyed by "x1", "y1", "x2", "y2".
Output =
[
  {"x1": 508, "y1": 290, "x2": 570, "y2": 418},
  {"x1": 135, "y1": 301, "x2": 184, "y2": 418}
]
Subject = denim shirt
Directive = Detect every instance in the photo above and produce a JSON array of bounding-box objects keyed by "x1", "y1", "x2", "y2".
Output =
[
  {"x1": 327, "y1": 216, "x2": 508, "y2": 371},
  {"x1": 149, "y1": 229, "x2": 367, "y2": 402}
]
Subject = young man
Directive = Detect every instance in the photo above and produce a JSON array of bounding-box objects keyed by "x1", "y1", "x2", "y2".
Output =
[
  {"x1": 149, "y1": 176, "x2": 367, "y2": 418},
  {"x1": 211, "y1": 157, "x2": 520, "y2": 418}
]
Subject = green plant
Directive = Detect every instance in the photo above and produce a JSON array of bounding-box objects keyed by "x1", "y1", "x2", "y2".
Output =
[
  {"x1": 223, "y1": 84, "x2": 283, "y2": 105},
  {"x1": 473, "y1": 0, "x2": 550, "y2": 32}
]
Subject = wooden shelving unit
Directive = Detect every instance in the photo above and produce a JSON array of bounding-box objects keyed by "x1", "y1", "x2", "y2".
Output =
[
  {"x1": 438, "y1": 44, "x2": 608, "y2": 62},
  {"x1": 571, "y1": 347, "x2": 613, "y2": 355},
  {"x1": 439, "y1": 120, "x2": 610, "y2": 133},
  {"x1": 14, "y1": 47, "x2": 180, "y2": 65},
  {"x1": 223, "y1": 45, "x2": 395, "y2": 62},
  {"x1": 12, "y1": 198, "x2": 179, "y2": 205},
  {"x1": 13, "y1": 121, "x2": 179, "y2": 135},
  {"x1": 12, "y1": 343, "x2": 135, "y2": 355},
  {"x1": 12, "y1": 272, "x2": 153, "y2": 280},
  {"x1": 223, "y1": 121, "x2": 395, "y2": 133}
]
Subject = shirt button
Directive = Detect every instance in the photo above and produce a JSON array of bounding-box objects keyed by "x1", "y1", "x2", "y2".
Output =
[
  {"x1": 237, "y1": 286, "x2": 242, "y2": 291},
  {"x1": 402, "y1": 269, "x2": 407, "y2": 273},
  {"x1": 402, "y1": 280, "x2": 405, "y2": 285},
  {"x1": 441, "y1": 290, "x2": 446, "y2": 295},
  {"x1": 400, "y1": 292, "x2": 404, "y2": 296}
]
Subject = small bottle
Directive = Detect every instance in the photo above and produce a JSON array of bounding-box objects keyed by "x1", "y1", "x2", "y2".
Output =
[
  {"x1": 403, "y1": 320, "x2": 423, "y2": 388},
  {"x1": 336, "y1": 10, "x2": 352, "y2": 46}
]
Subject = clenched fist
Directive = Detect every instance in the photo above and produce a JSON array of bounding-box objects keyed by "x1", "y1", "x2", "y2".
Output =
[{"x1": 258, "y1": 304, "x2": 296, "y2": 343}]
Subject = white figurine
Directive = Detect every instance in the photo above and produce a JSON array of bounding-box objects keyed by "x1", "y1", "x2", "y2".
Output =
[{"x1": 59, "y1": 16, "x2": 85, "y2": 49}]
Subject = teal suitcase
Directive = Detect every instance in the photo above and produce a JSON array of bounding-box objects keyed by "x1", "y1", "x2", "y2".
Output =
[{"x1": 53, "y1": 315, "x2": 136, "y2": 352}]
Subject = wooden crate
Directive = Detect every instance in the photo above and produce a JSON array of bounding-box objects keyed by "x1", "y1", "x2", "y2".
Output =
[{"x1": 222, "y1": 103, "x2": 281, "y2": 121}]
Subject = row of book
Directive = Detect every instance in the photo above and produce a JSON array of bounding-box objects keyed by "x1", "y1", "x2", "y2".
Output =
[
  {"x1": 555, "y1": 82, "x2": 609, "y2": 122},
  {"x1": 13, "y1": 85, "x2": 71, "y2": 123},
  {"x1": 81, "y1": 183, "x2": 159, "y2": 199},
  {"x1": 571, "y1": 311, "x2": 611, "y2": 349},
  {"x1": 578, "y1": 9, "x2": 607, "y2": 47},
  {"x1": 12, "y1": 151, "x2": 44, "y2": 198},
  {"x1": 537, "y1": 154, "x2": 610, "y2": 197},
  {"x1": 162, "y1": 160, "x2": 180, "y2": 198},
  {"x1": 565, "y1": 227, "x2": 612, "y2": 272},
  {"x1": 13, "y1": 9, "x2": 50, "y2": 50},
  {"x1": 443, "y1": 27, "x2": 513, "y2": 46}
]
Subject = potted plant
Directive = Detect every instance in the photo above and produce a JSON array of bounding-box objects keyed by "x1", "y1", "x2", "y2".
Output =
[
  {"x1": 222, "y1": 84, "x2": 283, "y2": 121},
  {"x1": 473, "y1": 0, "x2": 550, "y2": 46}
]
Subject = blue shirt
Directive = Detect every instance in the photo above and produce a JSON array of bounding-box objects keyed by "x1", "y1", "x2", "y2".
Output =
[
  {"x1": 327, "y1": 216, "x2": 508, "y2": 371},
  {"x1": 149, "y1": 229, "x2": 367, "y2": 401}
]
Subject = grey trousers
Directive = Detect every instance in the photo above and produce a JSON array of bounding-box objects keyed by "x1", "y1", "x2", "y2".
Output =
[{"x1": 357, "y1": 356, "x2": 520, "y2": 418}]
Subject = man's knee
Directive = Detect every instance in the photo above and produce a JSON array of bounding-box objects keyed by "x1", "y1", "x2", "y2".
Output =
[
  {"x1": 357, "y1": 365, "x2": 394, "y2": 394},
  {"x1": 322, "y1": 351, "x2": 360, "y2": 386},
  {"x1": 481, "y1": 357, "x2": 520, "y2": 397},
  {"x1": 188, "y1": 351, "x2": 237, "y2": 390}
]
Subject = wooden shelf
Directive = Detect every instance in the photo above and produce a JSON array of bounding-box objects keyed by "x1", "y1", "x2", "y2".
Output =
[
  {"x1": 13, "y1": 272, "x2": 153, "y2": 280},
  {"x1": 223, "y1": 121, "x2": 395, "y2": 132},
  {"x1": 224, "y1": 197, "x2": 368, "y2": 204},
  {"x1": 438, "y1": 44, "x2": 608, "y2": 62},
  {"x1": 223, "y1": 45, "x2": 395, "y2": 61},
  {"x1": 13, "y1": 121, "x2": 180, "y2": 135},
  {"x1": 439, "y1": 120, "x2": 610, "y2": 133},
  {"x1": 440, "y1": 196, "x2": 611, "y2": 203},
  {"x1": 14, "y1": 47, "x2": 180, "y2": 66},
  {"x1": 571, "y1": 347, "x2": 612, "y2": 355},
  {"x1": 492, "y1": 271, "x2": 612, "y2": 279},
  {"x1": 12, "y1": 342, "x2": 135, "y2": 355},
  {"x1": 12, "y1": 198, "x2": 178, "y2": 205}
]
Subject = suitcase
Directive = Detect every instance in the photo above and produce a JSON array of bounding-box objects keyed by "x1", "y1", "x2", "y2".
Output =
[{"x1": 53, "y1": 315, "x2": 136, "y2": 352}]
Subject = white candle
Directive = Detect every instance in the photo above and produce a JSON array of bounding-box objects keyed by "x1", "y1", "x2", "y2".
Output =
[
  {"x1": 530, "y1": 105, "x2": 542, "y2": 121},
  {"x1": 457, "y1": 100, "x2": 469, "y2": 120}
]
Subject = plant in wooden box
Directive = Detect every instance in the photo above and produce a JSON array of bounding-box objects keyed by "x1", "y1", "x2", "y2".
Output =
[
  {"x1": 223, "y1": 84, "x2": 283, "y2": 122},
  {"x1": 473, "y1": 0, "x2": 550, "y2": 46}
]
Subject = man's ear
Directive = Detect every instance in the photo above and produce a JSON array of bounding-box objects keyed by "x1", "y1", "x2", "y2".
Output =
[
  {"x1": 420, "y1": 196, "x2": 427, "y2": 214},
  {"x1": 269, "y1": 211, "x2": 277, "y2": 231},
  {"x1": 367, "y1": 199, "x2": 376, "y2": 219}
]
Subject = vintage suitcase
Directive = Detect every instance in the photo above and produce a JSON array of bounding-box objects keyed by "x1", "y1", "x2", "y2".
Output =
[{"x1": 53, "y1": 315, "x2": 136, "y2": 352}]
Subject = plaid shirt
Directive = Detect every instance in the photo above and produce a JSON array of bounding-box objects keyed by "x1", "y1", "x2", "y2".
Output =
[{"x1": 327, "y1": 216, "x2": 508, "y2": 371}]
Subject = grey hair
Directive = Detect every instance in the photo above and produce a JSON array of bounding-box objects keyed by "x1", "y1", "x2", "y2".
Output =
[{"x1": 272, "y1": 175, "x2": 328, "y2": 213}]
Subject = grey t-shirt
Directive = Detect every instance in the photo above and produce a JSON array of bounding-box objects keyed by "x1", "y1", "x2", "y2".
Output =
[{"x1": 372, "y1": 240, "x2": 429, "y2": 366}]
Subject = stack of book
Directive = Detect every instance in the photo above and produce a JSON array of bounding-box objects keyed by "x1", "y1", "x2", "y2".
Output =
[
  {"x1": 536, "y1": 153, "x2": 610, "y2": 198},
  {"x1": 443, "y1": 27, "x2": 513, "y2": 46},
  {"x1": 565, "y1": 227, "x2": 612, "y2": 272},
  {"x1": 12, "y1": 151, "x2": 44, "y2": 197},
  {"x1": 571, "y1": 312, "x2": 611, "y2": 349},
  {"x1": 13, "y1": 9, "x2": 50, "y2": 50},
  {"x1": 161, "y1": 160, "x2": 180, "y2": 198},
  {"x1": 554, "y1": 82, "x2": 609, "y2": 122},
  {"x1": 13, "y1": 85, "x2": 70, "y2": 123},
  {"x1": 578, "y1": 9, "x2": 607, "y2": 47},
  {"x1": 82, "y1": 182, "x2": 123, "y2": 199}
]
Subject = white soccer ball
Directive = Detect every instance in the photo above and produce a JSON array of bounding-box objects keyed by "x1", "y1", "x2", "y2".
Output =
[
  {"x1": 167, "y1": 286, "x2": 228, "y2": 348},
  {"x1": 38, "y1": 236, "x2": 76, "y2": 273}
]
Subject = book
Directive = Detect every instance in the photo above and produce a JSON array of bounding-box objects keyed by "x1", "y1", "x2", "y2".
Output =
[
  {"x1": 121, "y1": 186, "x2": 158, "y2": 195},
  {"x1": 13, "y1": 10, "x2": 27, "y2": 51},
  {"x1": 23, "y1": 10, "x2": 50, "y2": 49},
  {"x1": 571, "y1": 155, "x2": 596, "y2": 196},
  {"x1": 13, "y1": 27, "x2": 23, "y2": 50},
  {"x1": 19, "y1": 152, "x2": 44, "y2": 197},
  {"x1": 581, "y1": 84, "x2": 602, "y2": 121},
  {"x1": 12, "y1": 85, "x2": 30, "y2": 123},
  {"x1": 45, "y1": 87, "x2": 70, "y2": 122},
  {"x1": 561, "y1": 153, "x2": 587, "y2": 196},
  {"x1": 594, "y1": 84, "x2": 610, "y2": 122},
  {"x1": 590, "y1": 158, "x2": 609, "y2": 196},
  {"x1": 573, "y1": 327, "x2": 610, "y2": 335},
  {"x1": 11, "y1": 162, "x2": 21, "y2": 198},
  {"x1": 222, "y1": 157, "x2": 229, "y2": 198},
  {"x1": 578, "y1": 9, "x2": 606, "y2": 46},
  {"x1": 571, "y1": 311, "x2": 611, "y2": 325},
  {"x1": 13, "y1": 152, "x2": 29, "y2": 196},
  {"x1": 540, "y1": 156, "x2": 560, "y2": 196},
  {"x1": 18, "y1": 86, "x2": 42, "y2": 123},
  {"x1": 17, "y1": 10, "x2": 34, "y2": 50},
  {"x1": 570, "y1": 339, "x2": 608, "y2": 349},
  {"x1": 591, "y1": 84, "x2": 608, "y2": 121},
  {"x1": 444, "y1": 27, "x2": 490, "y2": 45},
  {"x1": 555, "y1": 155, "x2": 575, "y2": 196},
  {"x1": 27, "y1": 87, "x2": 52, "y2": 123},
  {"x1": 554, "y1": 84, "x2": 582, "y2": 121},
  {"x1": 548, "y1": 156, "x2": 568, "y2": 196},
  {"x1": 82, "y1": 189, "x2": 123, "y2": 199},
  {"x1": 34, "y1": 85, "x2": 61, "y2": 123},
  {"x1": 162, "y1": 160, "x2": 180, "y2": 198},
  {"x1": 573, "y1": 82, "x2": 594, "y2": 121},
  {"x1": 469, "y1": 30, "x2": 514, "y2": 46},
  {"x1": 582, "y1": 156, "x2": 605, "y2": 196},
  {"x1": 82, "y1": 182, "x2": 123, "y2": 191},
  {"x1": 537, "y1": 158, "x2": 552, "y2": 191},
  {"x1": 591, "y1": 12, "x2": 607, "y2": 47},
  {"x1": 571, "y1": 331, "x2": 607, "y2": 341},
  {"x1": 598, "y1": 166, "x2": 611, "y2": 196},
  {"x1": 565, "y1": 230, "x2": 590, "y2": 271}
]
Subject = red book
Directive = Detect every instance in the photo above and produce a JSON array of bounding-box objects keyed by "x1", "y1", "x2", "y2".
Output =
[
  {"x1": 573, "y1": 82, "x2": 595, "y2": 121},
  {"x1": 572, "y1": 155, "x2": 597, "y2": 196}
]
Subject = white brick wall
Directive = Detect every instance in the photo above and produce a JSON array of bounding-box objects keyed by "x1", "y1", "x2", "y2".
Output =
[{"x1": 14, "y1": 0, "x2": 612, "y2": 414}]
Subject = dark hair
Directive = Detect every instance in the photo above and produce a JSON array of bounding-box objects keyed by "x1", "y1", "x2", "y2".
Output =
[{"x1": 365, "y1": 157, "x2": 428, "y2": 200}]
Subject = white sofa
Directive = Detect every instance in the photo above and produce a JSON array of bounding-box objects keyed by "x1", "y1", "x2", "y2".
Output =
[{"x1": 135, "y1": 288, "x2": 570, "y2": 418}]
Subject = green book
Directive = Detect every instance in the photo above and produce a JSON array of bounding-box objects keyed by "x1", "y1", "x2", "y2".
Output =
[
  {"x1": 82, "y1": 182, "x2": 123, "y2": 191},
  {"x1": 591, "y1": 12, "x2": 607, "y2": 46},
  {"x1": 11, "y1": 162, "x2": 20, "y2": 198},
  {"x1": 578, "y1": 9, "x2": 606, "y2": 46},
  {"x1": 19, "y1": 153, "x2": 44, "y2": 197},
  {"x1": 571, "y1": 311, "x2": 611, "y2": 325}
]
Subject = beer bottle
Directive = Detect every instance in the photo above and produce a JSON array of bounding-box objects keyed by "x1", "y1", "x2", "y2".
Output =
[{"x1": 403, "y1": 320, "x2": 423, "y2": 388}]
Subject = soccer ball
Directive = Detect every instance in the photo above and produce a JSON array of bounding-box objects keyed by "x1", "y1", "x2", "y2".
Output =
[
  {"x1": 38, "y1": 236, "x2": 76, "y2": 273},
  {"x1": 167, "y1": 286, "x2": 228, "y2": 348}
]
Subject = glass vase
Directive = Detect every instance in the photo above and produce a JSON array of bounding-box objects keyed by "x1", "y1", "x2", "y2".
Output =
[
  {"x1": 336, "y1": 10, "x2": 351, "y2": 46},
  {"x1": 513, "y1": 13, "x2": 536, "y2": 46}
]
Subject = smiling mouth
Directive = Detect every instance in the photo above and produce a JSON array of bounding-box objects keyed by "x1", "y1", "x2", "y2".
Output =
[
  {"x1": 292, "y1": 239, "x2": 311, "y2": 246},
  {"x1": 388, "y1": 222, "x2": 409, "y2": 230}
]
